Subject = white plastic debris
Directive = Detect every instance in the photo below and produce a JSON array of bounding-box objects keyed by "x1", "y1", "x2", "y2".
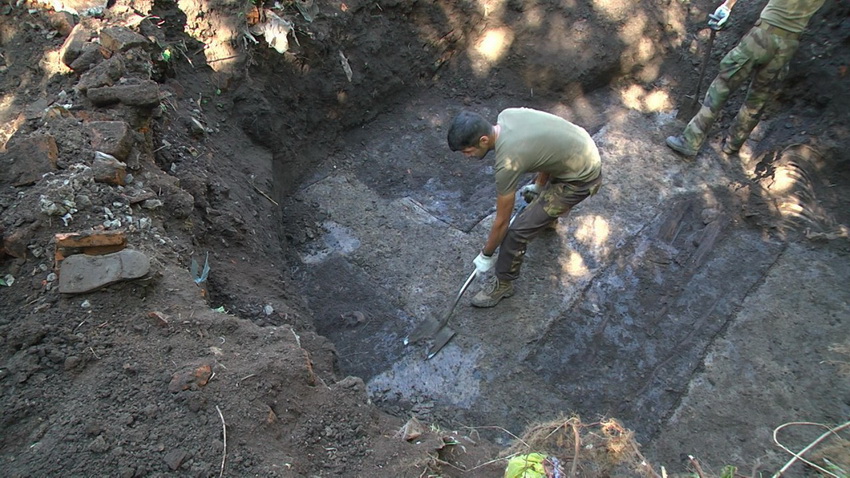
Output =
[
  {"x1": 250, "y1": 10, "x2": 292, "y2": 54},
  {"x1": 339, "y1": 51, "x2": 352, "y2": 82}
]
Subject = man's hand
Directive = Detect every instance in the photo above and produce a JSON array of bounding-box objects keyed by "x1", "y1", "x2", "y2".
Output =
[
  {"x1": 519, "y1": 183, "x2": 541, "y2": 204},
  {"x1": 473, "y1": 251, "x2": 496, "y2": 273},
  {"x1": 708, "y1": 4, "x2": 731, "y2": 30}
]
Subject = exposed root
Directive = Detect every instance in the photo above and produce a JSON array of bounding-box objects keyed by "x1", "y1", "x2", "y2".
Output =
[{"x1": 772, "y1": 420, "x2": 850, "y2": 478}]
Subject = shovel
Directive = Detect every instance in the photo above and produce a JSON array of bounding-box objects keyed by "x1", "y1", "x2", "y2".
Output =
[
  {"x1": 402, "y1": 269, "x2": 476, "y2": 356},
  {"x1": 404, "y1": 199, "x2": 528, "y2": 359},
  {"x1": 424, "y1": 268, "x2": 478, "y2": 359},
  {"x1": 677, "y1": 27, "x2": 717, "y2": 120}
]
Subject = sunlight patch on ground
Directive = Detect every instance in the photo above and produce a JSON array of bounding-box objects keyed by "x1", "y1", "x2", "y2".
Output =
[
  {"x1": 469, "y1": 27, "x2": 514, "y2": 77},
  {"x1": 39, "y1": 49, "x2": 71, "y2": 79},
  {"x1": 620, "y1": 84, "x2": 672, "y2": 113},
  {"x1": 0, "y1": 93, "x2": 21, "y2": 151},
  {"x1": 769, "y1": 162, "x2": 805, "y2": 195},
  {"x1": 559, "y1": 249, "x2": 589, "y2": 279},
  {"x1": 520, "y1": 4, "x2": 546, "y2": 28},
  {"x1": 591, "y1": 0, "x2": 629, "y2": 22},
  {"x1": 478, "y1": 0, "x2": 507, "y2": 18},
  {"x1": 177, "y1": 0, "x2": 241, "y2": 72},
  {"x1": 618, "y1": 14, "x2": 663, "y2": 81},
  {"x1": 573, "y1": 214, "x2": 610, "y2": 247}
]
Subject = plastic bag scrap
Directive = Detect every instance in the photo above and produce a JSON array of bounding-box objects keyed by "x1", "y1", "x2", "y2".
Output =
[
  {"x1": 190, "y1": 252, "x2": 210, "y2": 284},
  {"x1": 504, "y1": 453, "x2": 564, "y2": 478}
]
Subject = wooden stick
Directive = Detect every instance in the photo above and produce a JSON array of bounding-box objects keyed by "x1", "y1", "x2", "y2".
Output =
[
  {"x1": 252, "y1": 183, "x2": 279, "y2": 206},
  {"x1": 569, "y1": 419, "x2": 580, "y2": 478},
  {"x1": 216, "y1": 405, "x2": 227, "y2": 478},
  {"x1": 688, "y1": 455, "x2": 706, "y2": 478}
]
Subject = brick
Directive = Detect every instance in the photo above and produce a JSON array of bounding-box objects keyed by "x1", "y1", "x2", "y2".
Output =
[
  {"x1": 3, "y1": 227, "x2": 31, "y2": 258},
  {"x1": 48, "y1": 11, "x2": 77, "y2": 37},
  {"x1": 88, "y1": 121, "x2": 132, "y2": 161},
  {"x1": 68, "y1": 43, "x2": 105, "y2": 74},
  {"x1": 0, "y1": 135, "x2": 59, "y2": 186},
  {"x1": 54, "y1": 230, "x2": 126, "y2": 264},
  {"x1": 91, "y1": 152, "x2": 127, "y2": 185},
  {"x1": 99, "y1": 26, "x2": 149, "y2": 53},
  {"x1": 60, "y1": 23, "x2": 92, "y2": 67},
  {"x1": 87, "y1": 80, "x2": 161, "y2": 107}
]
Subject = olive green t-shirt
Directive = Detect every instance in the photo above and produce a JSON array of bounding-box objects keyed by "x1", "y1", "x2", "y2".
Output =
[
  {"x1": 493, "y1": 108, "x2": 601, "y2": 196},
  {"x1": 760, "y1": 0, "x2": 826, "y2": 33}
]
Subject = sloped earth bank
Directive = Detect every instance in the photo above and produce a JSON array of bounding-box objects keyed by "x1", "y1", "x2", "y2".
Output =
[{"x1": 1, "y1": 0, "x2": 849, "y2": 477}]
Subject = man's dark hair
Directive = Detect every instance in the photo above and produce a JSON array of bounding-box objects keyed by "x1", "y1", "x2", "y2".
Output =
[{"x1": 447, "y1": 111, "x2": 492, "y2": 151}]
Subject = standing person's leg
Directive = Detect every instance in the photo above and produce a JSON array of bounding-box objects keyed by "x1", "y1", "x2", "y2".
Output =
[
  {"x1": 725, "y1": 33, "x2": 800, "y2": 152},
  {"x1": 671, "y1": 27, "x2": 763, "y2": 154},
  {"x1": 472, "y1": 175, "x2": 601, "y2": 308}
]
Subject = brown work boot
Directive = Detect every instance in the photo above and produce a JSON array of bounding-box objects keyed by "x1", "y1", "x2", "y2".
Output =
[{"x1": 471, "y1": 278, "x2": 514, "y2": 308}]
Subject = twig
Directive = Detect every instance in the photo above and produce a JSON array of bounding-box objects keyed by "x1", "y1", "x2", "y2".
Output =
[
  {"x1": 569, "y1": 420, "x2": 580, "y2": 478},
  {"x1": 208, "y1": 54, "x2": 243, "y2": 64},
  {"x1": 463, "y1": 453, "x2": 516, "y2": 472},
  {"x1": 461, "y1": 425, "x2": 528, "y2": 448},
  {"x1": 632, "y1": 442, "x2": 662, "y2": 478},
  {"x1": 252, "y1": 183, "x2": 279, "y2": 206},
  {"x1": 772, "y1": 420, "x2": 850, "y2": 478},
  {"x1": 688, "y1": 455, "x2": 706, "y2": 478},
  {"x1": 216, "y1": 405, "x2": 227, "y2": 478}
]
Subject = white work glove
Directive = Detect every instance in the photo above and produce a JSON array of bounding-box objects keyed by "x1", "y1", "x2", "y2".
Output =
[
  {"x1": 708, "y1": 4, "x2": 730, "y2": 30},
  {"x1": 473, "y1": 251, "x2": 496, "y2": 273},
  {"x1": 519, "y1": 183, "x2": 541, "y2": 204}
]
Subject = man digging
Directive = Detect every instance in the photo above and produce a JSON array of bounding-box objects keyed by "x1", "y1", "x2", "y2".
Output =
[{"x1": 447, "y1": 108, "x2": 602, "y2": 308}]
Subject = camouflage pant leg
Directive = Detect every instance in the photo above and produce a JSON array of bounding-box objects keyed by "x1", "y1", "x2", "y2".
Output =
[
  {"x1": 682, "y1": 26, "x2": 782, "y2": 150},
  {"x1": 726, "y1": 33, "x2": 800, "y2": 149},
  {"x1": 495, "y1": 175, "x2": 602, "y2": 282}
]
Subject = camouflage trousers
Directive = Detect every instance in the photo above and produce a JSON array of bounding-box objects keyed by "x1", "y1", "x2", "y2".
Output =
[
  {"x1": 495, "y1": 174, "x2": 602, "y2": 282},
  {"x1": 682, "y1": 22, "x2": 801, "y2": 151}
]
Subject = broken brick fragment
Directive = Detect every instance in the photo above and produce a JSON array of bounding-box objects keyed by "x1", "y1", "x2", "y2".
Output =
[
  {"x1": 148, "y1": 311, "x2": 169, "y2": 327},
  {"x1": 91, "y1": 152, "x2": 127, "y2": 185},
  {"x1": 168, "y1": 363, "x2": 212, "y2": 392}
]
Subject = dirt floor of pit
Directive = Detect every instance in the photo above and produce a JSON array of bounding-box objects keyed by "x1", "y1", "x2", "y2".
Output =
[
  {"x1": 288, "y1": 84, "x2": 850, "y2": 465},
  {"x1": 2, "y1": 0, "x2": 850, "y2": 476}
]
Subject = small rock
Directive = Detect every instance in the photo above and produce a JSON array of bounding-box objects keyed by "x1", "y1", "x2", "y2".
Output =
[
  {"x1": 163, "y1": 449, "x2": 187, "y2": 471},
  {"x1": 64, "y1": 356, "x2": 81, "y2": 370},
  {"x1": 88, "y1": 435, "x2": 109, "y2": 453}
]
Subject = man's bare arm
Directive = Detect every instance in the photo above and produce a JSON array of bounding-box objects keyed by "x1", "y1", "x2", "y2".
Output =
[{"x1": 482, "y1": 193, "x2": 515, "y2": 256}]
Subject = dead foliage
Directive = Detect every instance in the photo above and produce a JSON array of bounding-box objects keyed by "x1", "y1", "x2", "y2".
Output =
[{"x1": 502, "y1": 415, "x2": 660, "y2": 478}]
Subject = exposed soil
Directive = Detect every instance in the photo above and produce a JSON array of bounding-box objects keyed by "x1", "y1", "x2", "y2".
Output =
[{"x1": 1, "y1": 0, "x2": 849, "y2": 477}]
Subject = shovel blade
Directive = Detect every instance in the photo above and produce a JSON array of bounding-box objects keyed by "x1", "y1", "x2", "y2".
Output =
[
  {"x1": 426, "y1": 326, "x2": 457, "y2": 360},
  {"x1": 404, "y1": 316, "x2": 442, "y2": 345}
]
